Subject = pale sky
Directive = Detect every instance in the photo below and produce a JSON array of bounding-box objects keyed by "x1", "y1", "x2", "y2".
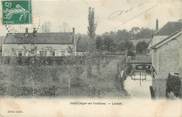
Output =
[{"x1": 0, "y1": 0, "x2": 182, "y2": 35}]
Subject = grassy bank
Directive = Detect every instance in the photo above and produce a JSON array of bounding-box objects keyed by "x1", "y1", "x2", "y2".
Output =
[{"x1": 0, "y1": 55, "x2": 127, "y2": 97}]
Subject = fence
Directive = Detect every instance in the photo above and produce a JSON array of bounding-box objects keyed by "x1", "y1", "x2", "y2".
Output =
[{"x1": 0, "y1": 56, "x2": 87, "y2": 65}]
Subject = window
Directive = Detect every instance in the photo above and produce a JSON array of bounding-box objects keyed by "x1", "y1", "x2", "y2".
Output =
[
  {"x1": 50, "y1": 51, "x2": 55, "y2": 56},
  {"x1": 17, "y1": 51, "x2": 22, "y2": 57},
  {"x1": 39, "y1": 51, "x2": 47, "y2": 56},
  {"x1": 52, "y1": 51, "x2": 55, "y2": 56},
  {"x1": 61, "y1": 50, "x2": 65, "y2": 56}
]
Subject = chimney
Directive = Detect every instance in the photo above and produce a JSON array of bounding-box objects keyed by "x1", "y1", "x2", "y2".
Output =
[
  {"x1": 33, "y1": 28, "x2": 37, "y2": 34},
  {"x1": 72, "y1": 27, "x2": 75, "y2": 41},
  {"x1": 156, "y1": 19, "x2": 159, "y2": 31},
  {"x1": 72, "y1": 27, "x2": 75, "y2": 34},
  {"x1": 24, "y1": 27, "x2": 29, "y2": 37}
]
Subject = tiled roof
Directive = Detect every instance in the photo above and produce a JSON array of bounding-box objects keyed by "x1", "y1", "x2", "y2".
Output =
[
  {"x1": 157, "y1": 21, "x2": 182, "y2": 36},
  {"x1": 4, "y1": 32, "x2": 74, "y2": 44}
]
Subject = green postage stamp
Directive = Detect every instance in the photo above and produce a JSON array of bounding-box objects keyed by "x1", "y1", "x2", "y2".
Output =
[{"x1": 2, "y1": 0, "x2": 32, "y2": 24}]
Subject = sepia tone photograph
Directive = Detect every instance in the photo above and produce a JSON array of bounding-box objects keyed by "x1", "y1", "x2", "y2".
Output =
[{"x1": 0, "y1": 0, "x2": 182, "y2": 117}]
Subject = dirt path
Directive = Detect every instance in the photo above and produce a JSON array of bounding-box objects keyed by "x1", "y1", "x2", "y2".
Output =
[{"x1": 124, "y1": 74, "x2": 152, "y2": 98}]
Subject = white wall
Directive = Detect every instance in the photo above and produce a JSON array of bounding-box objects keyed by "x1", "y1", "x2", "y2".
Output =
[
  {"x1": 151, "y1": 36, "x2": 167, "y2": 47},
  {"x1": 152, "y1": 35, "x2": 182, "y2": 79},
  {"x1": 151, "y1": 34, "x2": 182, "y2": 97},
  {"x1": 2, "y1": 44, "x2": 74, "y2": 56}
]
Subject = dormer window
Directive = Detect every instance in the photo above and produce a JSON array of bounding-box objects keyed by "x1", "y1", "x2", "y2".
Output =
[{"x1": 40, "y1": 50, "x2": 47, "y2": 56}]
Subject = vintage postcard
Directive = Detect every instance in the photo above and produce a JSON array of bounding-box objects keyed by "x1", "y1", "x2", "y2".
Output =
[{"x1": 0, "y1": 0, "x2": 182, "y2": 117}]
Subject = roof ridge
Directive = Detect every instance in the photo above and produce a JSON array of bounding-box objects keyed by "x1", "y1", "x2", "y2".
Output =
[
  {"x1": 151, "y1": 30, "x2": 182, "y2": 49},
  {"x1": 4, "y1": 32, "x2": 74, "y2": 44},
  {"x1": 7, "y1": 32, "x2": 73, "y2": 34}
]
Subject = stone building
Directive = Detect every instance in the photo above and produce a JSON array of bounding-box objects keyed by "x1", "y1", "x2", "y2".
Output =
[
  {"x1": 2, "y1": 28, "x2": 75, "y2": 56},
  {"x1": 150, "y1": 20, "x2": 182, "y2": 97}
]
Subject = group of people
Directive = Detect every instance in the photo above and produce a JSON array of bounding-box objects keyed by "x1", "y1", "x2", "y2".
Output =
[{"x1": 166, "y1": 73, "x2": 181, "y2": 99}]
